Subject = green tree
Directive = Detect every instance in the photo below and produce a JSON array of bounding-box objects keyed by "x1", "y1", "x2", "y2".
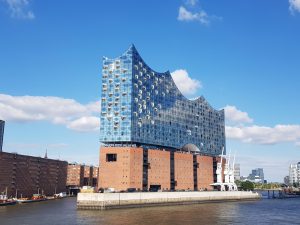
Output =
[
  {"x1": 240, "y1": 181, "x2": 254, "y2": 191},
  {"x1": 235, "y1": 180, "x2": 242, "y2": 187}
]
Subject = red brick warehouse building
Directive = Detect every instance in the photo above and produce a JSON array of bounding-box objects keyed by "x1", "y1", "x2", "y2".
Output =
[
  {"x1": 98, "y1": 45, "x2": 226, "y2": 191},
  {"x1": 0, "y1": 152, "x2": 67, "y2": 198},
  {"x1": 66, "y1": 163, "x2": 99, "y2": 194}
]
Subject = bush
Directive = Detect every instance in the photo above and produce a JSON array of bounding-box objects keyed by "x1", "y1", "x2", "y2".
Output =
[{"x1": 240, "y1": 181, "x2": 254, "y2": 191}]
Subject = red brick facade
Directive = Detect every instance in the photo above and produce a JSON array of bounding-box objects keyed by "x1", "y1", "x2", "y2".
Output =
[
  {"x1": 67, "y1": 164, "x2": 98, "y2": 188},
  {"x1": 197, "y1": 155, "x2": 214, "y2": 190},
  {"x1": 98, "y1": 146, "x2": 225, "y2": 192},
  {"x1": 0, "y1": 152, "x2": 67, "y2": 198},
  {"x1": 66, "y1": 164, "x2": 84, "y2": 187},
  {"x1": 92, "y1": 167, "x2": 99, "y2": 187},
  {"x1": 98, "y1": 147, "x2": 143, "y2": 191},
  {"x1": 148, "y1": 149, "x2": 170, "y2": 190},
  {"x1": 174, "y1": 152, "x2": 194, "y2": 190}
]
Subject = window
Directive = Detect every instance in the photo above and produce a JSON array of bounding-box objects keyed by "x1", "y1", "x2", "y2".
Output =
[{"x1": 106, "y1": 154, "x2": 117, "y2": 162}]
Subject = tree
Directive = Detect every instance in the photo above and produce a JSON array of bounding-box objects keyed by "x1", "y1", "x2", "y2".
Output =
[
  {"x1": 240, "y1": 181, "x2": 254, "y2": 191},
  {"x1": 235, "y1": 180, "x2": 242, "y2": 187}
]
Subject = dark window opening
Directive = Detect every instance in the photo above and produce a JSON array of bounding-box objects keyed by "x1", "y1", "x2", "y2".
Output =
[{"x1": 106, "y1": 154, "x2": 117, "y2": 162}]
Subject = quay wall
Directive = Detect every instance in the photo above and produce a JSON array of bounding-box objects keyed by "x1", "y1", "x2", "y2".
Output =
[{"x1": 77, "y1": 191, "x2": 261, "y2": 210}]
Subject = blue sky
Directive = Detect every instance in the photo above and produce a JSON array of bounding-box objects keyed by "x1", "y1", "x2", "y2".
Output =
[{"x1": 1, "y1": 0, "x2": 300, "y2": 182}]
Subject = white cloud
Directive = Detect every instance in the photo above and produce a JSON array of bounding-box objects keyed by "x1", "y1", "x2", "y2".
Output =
[
  {"x1": 226, "y1": 124, "x2": 300, "y2": 145},
  {"x1": 2, "y1": 0, "x2": 35, "y2": 19},
  {"x1": 224, "y1": 105, "x2": 253, "y2": 124},
  {"x1": 186, "y1": 0, "x2": 198, "y2": 7},
  {"x1": 3, "y1": 94, "x2": 300, "y2": 146},
  {"x1": 0, "y1": 94, "x2": 100, "y2": 132},
  {"x1": 224, "y1": 106, "x2": 300, "y2": 146},
  {"x1": 171, "y1": 69, "x2": 202, "y2": 97},
  {"x1": 177, "y1": 0, "x2": 222, "y2": 25},
  {"x1": 289, "y1": 0, "x2": 300, "y2": 14},
  {"x1": 178, "y1": 6, "x2": 210, "y2": 25},
  {"x1": 67, "y1": 116, "x2": 100, "y2": 132}
]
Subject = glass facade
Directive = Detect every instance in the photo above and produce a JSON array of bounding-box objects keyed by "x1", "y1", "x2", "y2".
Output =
[
  {"x1": 99, "y1": 47, "x2": 133, "y2": 142},
  {"x1": 99, "y1": 45, "x2": 226, "y2": 156}
]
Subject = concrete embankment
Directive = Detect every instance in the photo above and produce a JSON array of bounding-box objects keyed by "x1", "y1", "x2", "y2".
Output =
[{"x1": 77, "y1": 191, "x2": 261, "y2": 210}]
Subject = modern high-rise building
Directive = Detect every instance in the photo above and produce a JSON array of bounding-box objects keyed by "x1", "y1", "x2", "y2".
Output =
[
  {"x1": 248, "y1": 168, "x2": 264, "y2": 183},
  {"x1": 0, "y1": 120, "x2": 4, "y2": 152},
  {"x1": 99, "y1": 45, "x2": 225, "y2": 155},
  {"x1": 98, "y1": 45, "x2": 226, "y2": 191},
  {"x1": 289, "y1": 162, "x2": 300, "y2": 185}
]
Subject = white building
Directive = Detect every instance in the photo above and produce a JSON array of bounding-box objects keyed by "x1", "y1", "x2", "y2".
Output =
[{"x1": 289, "y1": 163, "x2": 300, "y2": 185}]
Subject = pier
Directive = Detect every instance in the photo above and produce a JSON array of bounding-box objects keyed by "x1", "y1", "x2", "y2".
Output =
[{"x1": 77, "y1": 191, "x2": 261, "y2": 210}]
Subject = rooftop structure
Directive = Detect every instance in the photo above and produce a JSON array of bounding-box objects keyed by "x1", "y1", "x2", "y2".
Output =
[{"x1": 99, "y1": 45, "x2": 225, "y2": 156}]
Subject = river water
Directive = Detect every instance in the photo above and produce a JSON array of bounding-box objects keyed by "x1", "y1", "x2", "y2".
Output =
[{"x1": 1, "y1": 197, "x2": 300, "y2": 225}]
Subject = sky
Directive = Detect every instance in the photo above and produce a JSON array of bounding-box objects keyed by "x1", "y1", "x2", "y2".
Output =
[{"x1": 0, "y1": 0, "x2": 300, "y2": 182}]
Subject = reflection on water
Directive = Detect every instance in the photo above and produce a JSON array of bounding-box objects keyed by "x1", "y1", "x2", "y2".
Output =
[
  {"x1": 1, "y1": 197, "x2": 300, "y2": 225},
  {"x1": 76, "y1": 203, "x2": 240, "y2": 225}
]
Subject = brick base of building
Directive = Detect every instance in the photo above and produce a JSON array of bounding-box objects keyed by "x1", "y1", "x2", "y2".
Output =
[
  {"x1": 0, "y1": 152, "x2": 68, "y2": 198},
  {"x1": 98, "y1": 146, "x2": 224, "y2": 192}
]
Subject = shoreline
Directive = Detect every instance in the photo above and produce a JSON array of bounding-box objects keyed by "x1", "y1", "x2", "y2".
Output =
[{"x1": 77, "y1": 191, "x2": 261, "y2": 210}]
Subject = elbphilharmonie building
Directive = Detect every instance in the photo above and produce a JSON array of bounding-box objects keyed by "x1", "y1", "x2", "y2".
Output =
[
  {"x1": 99, "y1": 45, "x2": 225, "y2": 156},
  {"x1": 99, "y1": 45, "x2": 226, "y2": 191}
]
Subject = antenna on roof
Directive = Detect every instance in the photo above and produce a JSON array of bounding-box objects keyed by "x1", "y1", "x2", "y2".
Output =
[{"x1": 44, "y1": 149, "x2": 48, "y2": 159}]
